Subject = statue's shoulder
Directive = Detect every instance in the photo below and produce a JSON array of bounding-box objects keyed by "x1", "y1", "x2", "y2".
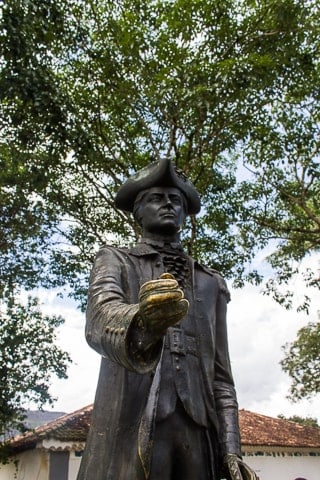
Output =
[
  {"x1": 96, "y1": 244, "x2": 130, "y2": 259},
  {"x1": 100, "y1": 243, "x2": 129, "y2": 251},
  {"x1": 198, "y1": 263, "x2": 231, "y2": 301},
  {"x1": 196, "y1": 261, "x2": 222, "y2": 278}
]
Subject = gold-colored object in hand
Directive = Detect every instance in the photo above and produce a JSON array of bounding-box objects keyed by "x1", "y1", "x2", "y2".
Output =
[
  {"x1": 159, "y1": 273, "x2": 176, "y2": 279},
  {"x1": 138, "y1": 273, "x2": 189, "y2": 336}
]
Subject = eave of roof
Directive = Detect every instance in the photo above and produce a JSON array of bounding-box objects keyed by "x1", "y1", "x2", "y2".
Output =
[{"x1": 7, "y1": 405, "x2": 92, "y2": 453}]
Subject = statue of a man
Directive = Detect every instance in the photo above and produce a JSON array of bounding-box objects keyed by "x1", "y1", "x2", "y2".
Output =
[{"x1": 77, "y1": 158, "x2": 258, "y2": 480}]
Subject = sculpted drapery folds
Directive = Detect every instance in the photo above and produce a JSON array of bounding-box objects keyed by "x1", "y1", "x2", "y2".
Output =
[{"x1": 77, "y1": 158, "x2": 258, "y2": 480}]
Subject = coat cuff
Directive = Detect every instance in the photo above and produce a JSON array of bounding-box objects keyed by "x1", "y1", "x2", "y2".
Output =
[
  {"x1": 101, "y1": 304, "x2": 162, "y2": 373},
  {"x1": 214, "y1": 381, "x2": 241, "y2": 459}
]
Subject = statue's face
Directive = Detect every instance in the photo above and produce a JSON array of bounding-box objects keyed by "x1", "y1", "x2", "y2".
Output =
[{"x1": 137, "y1": 186, "x2": 186, "y2": 237}]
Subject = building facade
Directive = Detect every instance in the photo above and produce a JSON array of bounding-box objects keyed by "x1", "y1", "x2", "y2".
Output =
[{"x1": 0, "y1": 406, "x2": 319, "y2": 480}]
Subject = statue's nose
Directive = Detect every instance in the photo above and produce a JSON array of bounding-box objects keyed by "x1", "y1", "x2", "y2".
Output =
[{"x1": 164, "y1": 196, "x2": 174, "y2": 208}]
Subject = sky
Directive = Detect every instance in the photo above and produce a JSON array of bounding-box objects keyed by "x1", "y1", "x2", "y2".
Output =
[{"x1": 33, "y1": 255, "x2": 320, "y2": 423}]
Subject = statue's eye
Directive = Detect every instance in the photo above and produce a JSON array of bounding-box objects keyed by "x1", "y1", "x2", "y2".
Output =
[
  {"x1": 149, "y1": 194, "x2": 163, "y2": 202},
  {"x1": 170, "y1": 196, "x2": 182, "y2": 205}
]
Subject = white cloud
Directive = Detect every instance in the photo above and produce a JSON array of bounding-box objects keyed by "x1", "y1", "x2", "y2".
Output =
[
  {"x1": 24, "y1": 289, "x2": 100, "y2": 413},
  {"x1": 228, "y1": 272, "x2": 320, "y2": 421}
]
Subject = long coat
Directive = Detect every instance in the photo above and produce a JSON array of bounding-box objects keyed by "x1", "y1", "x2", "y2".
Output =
[{"x1": 77, "y1": 242, "x2": 241, "y2": 480}]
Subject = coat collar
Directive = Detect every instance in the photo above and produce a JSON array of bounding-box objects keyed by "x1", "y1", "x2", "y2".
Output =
[
  {"x1": 128, "y1": 237, "x2": 183, "y2": 257},
  {"x1": 128, "y1": 242, "x2": 160, "y2": 257},
  {"x1": 127, "y1": 239, "x2": 215, "y2": 277}
]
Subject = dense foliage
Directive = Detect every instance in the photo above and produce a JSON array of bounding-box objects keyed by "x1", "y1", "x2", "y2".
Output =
[
  {"x1": 0, "y1": 294, "x2": 71, "y2": 450},
  {"x1": 281, "y1": 321, "x2": 320, "y2": 401},
  {"x1": 1, "y1": 0, "x2": 319, "y2": 297},
  {"x1": 0, "y1": 0, "x2": 319, "y2": 434}
]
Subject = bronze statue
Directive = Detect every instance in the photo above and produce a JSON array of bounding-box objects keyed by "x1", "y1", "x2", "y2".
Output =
[{"x1": 77, "y1": 158, "x2": 258, "y2": 480}]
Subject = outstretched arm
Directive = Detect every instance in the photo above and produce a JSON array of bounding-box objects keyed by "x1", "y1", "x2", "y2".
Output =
[{"x1": 86, "y1": 247, "x2": 188, "y2": 373}]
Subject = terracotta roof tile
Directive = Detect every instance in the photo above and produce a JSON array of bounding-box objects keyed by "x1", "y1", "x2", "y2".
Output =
[
  {"x1": 239, "y1": 409, "x2": 320, "y2": 448},
  {"x1": 8, "y1": 405, "x2": 320, "y2": 452},
  {"x1": 8, "y1": 405, "x2": 92, "y2": 452}
]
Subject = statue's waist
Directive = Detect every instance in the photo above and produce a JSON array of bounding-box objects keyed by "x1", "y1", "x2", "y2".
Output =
[{"x1": 164, "y1": 328, "x2": 198, "y2": 357}]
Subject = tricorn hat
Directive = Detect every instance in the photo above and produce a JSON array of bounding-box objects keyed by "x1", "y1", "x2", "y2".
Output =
[{"x1": 115, "y1": 158, "x2": 201, "y2": 215}]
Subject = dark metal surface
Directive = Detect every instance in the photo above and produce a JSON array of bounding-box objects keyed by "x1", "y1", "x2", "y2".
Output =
[{"x1": 77, "y1": 160, "x2": 258, "y2": 480}]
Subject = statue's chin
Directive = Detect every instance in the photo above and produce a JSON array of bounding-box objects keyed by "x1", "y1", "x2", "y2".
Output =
[{"x1": 144, "y1": 224, "x2": 181, "y2": 240}]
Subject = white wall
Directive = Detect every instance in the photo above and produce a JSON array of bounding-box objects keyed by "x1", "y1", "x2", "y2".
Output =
[
  {"x1": 68, "y1": 452, "x2": 82, "y2": 480},
  {"x1": 243, "y1": 452, "x2": 320, "y2": 480},
  {"x1": 1, "y1": 447, "x2": 319, "y2": 480},
  {"x1": 0, "y1": 449, "x2": 49, "y2": 480},
  {"x1": 0, "y1": 460, "x2": 16, "y2": 480}
]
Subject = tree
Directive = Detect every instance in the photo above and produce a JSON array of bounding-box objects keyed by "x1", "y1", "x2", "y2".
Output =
[
  {"x1": 0, "y1": 0, "x2": 75, "y2": 443},
  {"x1": 1, "y1": 0, "x2": 319, "y2": 294},
  {"x1": 0, "y1": 293, "x2": 71, "y2": 449},
  {"x1": 277, "y1": 414, "x2": 319, "y2": 428},
  {"x1": 280, "y1": 320, "x2": 320, "y2": 401},
  {"x1": 0, "y1": 0, "x2": 319, "y2": 428}
]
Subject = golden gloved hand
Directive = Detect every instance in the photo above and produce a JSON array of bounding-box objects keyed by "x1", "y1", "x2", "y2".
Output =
[
  {"x1": 138, "y1": 273, "x2": 189, "y2": 336},
  {"x1": 224, "y1": 454, "x2": 259, "y2": 480}
]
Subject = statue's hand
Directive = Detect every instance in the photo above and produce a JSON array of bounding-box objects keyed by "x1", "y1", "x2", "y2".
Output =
[
  {"x1": 138, "y1": 273, "x2": 189, "y2": 337},
  {"x1": 224, "y1": 454, "x2": 259, "y2": 480}
]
